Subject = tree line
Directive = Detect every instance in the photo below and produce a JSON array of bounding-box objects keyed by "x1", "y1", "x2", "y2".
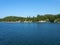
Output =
[{"x1": 0, "y1": 14, "x2": 60, "y2": 23}]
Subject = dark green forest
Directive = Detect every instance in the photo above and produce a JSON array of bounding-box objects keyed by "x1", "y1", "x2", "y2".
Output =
[{"x1": 0, "y1": 14, "x2": 60, "y2": 23}]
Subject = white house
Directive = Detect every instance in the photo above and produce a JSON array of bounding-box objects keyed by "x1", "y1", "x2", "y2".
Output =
[{"x1": 38, "y1": 20, "x2": 46, "y2": 22}]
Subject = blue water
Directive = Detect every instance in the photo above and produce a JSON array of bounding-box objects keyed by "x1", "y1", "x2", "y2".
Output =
[{"x1": 0, "y1": 22, "x2": 60, "y2": 45}]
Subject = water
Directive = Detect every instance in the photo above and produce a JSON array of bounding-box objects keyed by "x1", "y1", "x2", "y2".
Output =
[{"x1": 0, "y1": 22, "x2": 60, "y2": 45}]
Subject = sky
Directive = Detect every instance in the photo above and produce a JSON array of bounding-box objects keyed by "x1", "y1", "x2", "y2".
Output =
[{"x1": 0, "y1": 0, "x2": 60, "y2": 18}]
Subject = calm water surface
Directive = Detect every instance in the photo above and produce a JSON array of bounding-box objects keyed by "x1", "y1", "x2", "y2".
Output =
[{"x1": 0, "y1": 22, "x2": 60, "y2": 45}]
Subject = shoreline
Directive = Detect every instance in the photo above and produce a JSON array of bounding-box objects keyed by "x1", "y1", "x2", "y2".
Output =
[{"x1": 0, "y1": 21, "x2": 60, "y2": 23}]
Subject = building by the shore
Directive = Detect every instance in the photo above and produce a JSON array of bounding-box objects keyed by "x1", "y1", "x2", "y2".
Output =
[{"x1": 38, "y1": 20, "x2": 47, "y2": 23}]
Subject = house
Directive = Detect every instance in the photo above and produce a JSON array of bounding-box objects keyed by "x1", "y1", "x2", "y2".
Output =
[{"x1": 38, "y1": 20, "x2": 46, "y2": 22}]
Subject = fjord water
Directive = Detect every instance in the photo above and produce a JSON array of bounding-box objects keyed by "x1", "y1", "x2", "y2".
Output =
[{"x1": 0, "y1": 22, "x2": 60, "y2": 45}]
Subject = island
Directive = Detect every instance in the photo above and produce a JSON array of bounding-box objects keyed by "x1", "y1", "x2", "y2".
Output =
[{"x1": 0, "y1": 14, "x2": 60, "y2": 23}]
